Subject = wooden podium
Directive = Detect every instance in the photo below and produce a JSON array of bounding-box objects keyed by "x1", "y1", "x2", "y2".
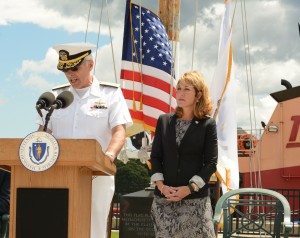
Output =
[{"x1": 0, "y1": 138, "x2": 116, "y2": 238}]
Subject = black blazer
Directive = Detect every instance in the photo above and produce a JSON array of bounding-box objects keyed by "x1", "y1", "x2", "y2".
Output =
[{"x1": 150, "y1": 113, "x2": 218, "y2": 199}]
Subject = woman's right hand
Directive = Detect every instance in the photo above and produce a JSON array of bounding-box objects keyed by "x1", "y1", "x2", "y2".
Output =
[
  {"x1": 165, "y1": 186, "x2": 191, "y2": 202},
  {"x1": 161, "y1": 185, "x2": 177, "y2": 197}
]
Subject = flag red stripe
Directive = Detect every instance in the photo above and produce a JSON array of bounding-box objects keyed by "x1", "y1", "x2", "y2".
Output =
[
  {"x1": 129, "y1": 109, "x2": 158, "y2": 129},
  {"x1": 121, "y1": 69, "x2": 176, "y2": 97},
  {"x1": 121, "y1": 88, "x2": 142, "y2": 100},
  {"x1": 122, "y1": 89, "x2": 175, "y2": 112},
  {"x1": 143, "y1": 114, "x2": 158, "y2": 129},
  {"x1": 129, "y1": 109, "x2": 143, "y2": 120}
]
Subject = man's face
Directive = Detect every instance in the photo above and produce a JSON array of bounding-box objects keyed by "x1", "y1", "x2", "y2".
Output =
[{"x1": 63, "y1": 60, "x2": 93, "y2": 89}]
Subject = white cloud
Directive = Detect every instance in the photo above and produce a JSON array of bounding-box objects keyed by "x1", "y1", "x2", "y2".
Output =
[
  {"x1": 0, "y1": 0, "x2": 103, "y2": 33},
  {"x1": 16, "y1": 48, "x2": 63, "y2": 92},
  {"x1": 23, "y1": 74, "x2": 54, "y2": 92},
  {"x1": 93, "y1": 25, "x2": 124, "y2": 83},
  {"x1": 18, "y1": 48, "x2": 58, "y2": 75},
  {"x1": 233, "y1": 58, "x2": 300, "y2": 130},
  {"x1": 262, "y1": 0, "x2": 279, "y2": 8},
  {"x1": 248, "y1": 44, "x2": 277, "y2": 55}
]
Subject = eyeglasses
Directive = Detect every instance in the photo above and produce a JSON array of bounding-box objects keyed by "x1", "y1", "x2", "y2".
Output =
[
  {"x1": 62, "y1": 65, "x2": 80, "y2": 73},
  {"x1": 62, "y1": 60, "x2": 91, "y2": 73}
]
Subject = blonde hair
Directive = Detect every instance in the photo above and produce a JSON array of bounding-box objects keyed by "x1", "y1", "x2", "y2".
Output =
[{"x1": 175, "y1": 71, "x2": 213, "y2": 119}]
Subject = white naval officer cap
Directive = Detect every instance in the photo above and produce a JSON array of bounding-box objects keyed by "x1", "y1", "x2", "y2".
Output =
[{"x1": 52, "y1": 42, "x2": 96, "y2": 71}]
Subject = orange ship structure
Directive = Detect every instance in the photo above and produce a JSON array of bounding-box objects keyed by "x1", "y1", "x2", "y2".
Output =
[{"x1": 238, "y1": 79, "x2": 300, "y2": 190}]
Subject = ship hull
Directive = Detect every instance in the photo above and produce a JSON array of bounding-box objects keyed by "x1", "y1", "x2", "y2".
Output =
[{"x1": 240, "y1": 165, "x2": 300, "y2": 189}]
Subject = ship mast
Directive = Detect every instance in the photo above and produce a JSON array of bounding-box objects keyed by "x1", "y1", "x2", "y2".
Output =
[
  {"x1": 158, "y1": 0, "x2": 180, "y2": 79},
  {"x1": 158, "y1": 0, "x2": 180, "y2": 42}
]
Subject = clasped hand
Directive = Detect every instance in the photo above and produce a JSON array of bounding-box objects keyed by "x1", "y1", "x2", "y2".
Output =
[{"x1": 162, "y1": 185, "x2": 191, "y2": 202}]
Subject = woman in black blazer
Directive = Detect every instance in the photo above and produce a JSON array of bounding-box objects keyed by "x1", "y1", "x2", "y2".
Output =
[{"x1": 150, "y1": 71, "x2": 218, "y2": 238}]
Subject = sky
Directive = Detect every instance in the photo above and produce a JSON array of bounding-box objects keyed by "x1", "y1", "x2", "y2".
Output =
[{"x1": 0, "y1": 0, "x2": 299, "y2": 139}]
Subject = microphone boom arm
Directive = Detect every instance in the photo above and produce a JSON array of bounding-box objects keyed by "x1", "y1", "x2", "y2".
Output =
[{"x1": 43, "y1": 107, "x2": 55, "y2": 132}]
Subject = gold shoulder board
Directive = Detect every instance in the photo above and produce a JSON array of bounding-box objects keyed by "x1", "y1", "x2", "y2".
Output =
[
  {"x1": 99, "y1": 81, "x2": 119, "y2": 88},
  {"x1": 52, "y1": 83, "x2": 71, "y2": 91}
]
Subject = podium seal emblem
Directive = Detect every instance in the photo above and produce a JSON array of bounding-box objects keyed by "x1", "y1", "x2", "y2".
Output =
[{"x1": 19, "y1": 131, "x2": 60, "y2": 172}]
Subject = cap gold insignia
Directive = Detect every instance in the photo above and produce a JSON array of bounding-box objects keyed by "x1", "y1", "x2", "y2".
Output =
[{"x1": 59, "y1": 52, "x2": 68, "y2": 61}]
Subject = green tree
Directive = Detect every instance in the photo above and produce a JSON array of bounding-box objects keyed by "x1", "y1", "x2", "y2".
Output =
[{"x1": 115, "y1": 159, "x2": 151, "y2": 195}]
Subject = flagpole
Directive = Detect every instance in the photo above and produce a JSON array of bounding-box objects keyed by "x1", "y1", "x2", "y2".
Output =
[{"x1": 158, "y1": 0, "x2": 180, "y2": 112}]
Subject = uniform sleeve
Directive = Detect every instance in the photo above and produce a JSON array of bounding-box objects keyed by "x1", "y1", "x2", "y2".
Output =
[{"x1": 109, "y1": 87, "x2": 133, "y2": 129}]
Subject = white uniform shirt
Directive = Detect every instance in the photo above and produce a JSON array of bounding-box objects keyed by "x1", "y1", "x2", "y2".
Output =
[
  {"x1": 36, "y1": 76, "x2": 132, "y2": 150},
  {"x1": 36, "y1": 76, "x2": 132, "y2": 238}
]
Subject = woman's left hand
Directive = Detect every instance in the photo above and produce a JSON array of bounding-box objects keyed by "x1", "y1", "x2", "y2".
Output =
[{"x1": 165, "y1": 186, "x2": 191, "y2": 202}]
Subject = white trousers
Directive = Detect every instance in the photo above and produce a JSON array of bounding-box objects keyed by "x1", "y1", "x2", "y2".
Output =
[{"x1": 91, "y1": 175, "x2": 115, "y2": 238}]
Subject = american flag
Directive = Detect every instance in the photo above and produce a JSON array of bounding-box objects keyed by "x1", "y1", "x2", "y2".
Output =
[{"x1": 120, "y1": 0, "x2": 177, "y2": 134}]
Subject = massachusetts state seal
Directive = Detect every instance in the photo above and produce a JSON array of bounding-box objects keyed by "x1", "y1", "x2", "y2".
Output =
[{"x1": 19, "y1": 131, "x2": 60, "y2": 172}]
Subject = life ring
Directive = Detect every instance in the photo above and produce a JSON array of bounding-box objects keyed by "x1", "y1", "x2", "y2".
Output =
[{"x1": 238, "y1": 134, "x2": 257, "y2": 154}]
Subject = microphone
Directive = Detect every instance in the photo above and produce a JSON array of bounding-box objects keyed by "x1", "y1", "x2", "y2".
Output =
[
  {"x1": 51, "y1": 91, "x2": 74, "y2": 110},
  {"x1": 43, "y1": 91, "x2": 74, "y2": 132},
  {"x1": 36, "y1": 92, "x2": 55, "y2": 117}
]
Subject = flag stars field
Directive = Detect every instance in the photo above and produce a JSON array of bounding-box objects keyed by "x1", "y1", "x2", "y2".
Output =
[{"x1": 121, "y1": 1, "x2": 177, "y2": 133}]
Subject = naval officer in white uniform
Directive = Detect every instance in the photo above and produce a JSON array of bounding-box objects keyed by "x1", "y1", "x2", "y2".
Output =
[{"x1": 36, "y1": 42, "x2": 132, "y2": 238}]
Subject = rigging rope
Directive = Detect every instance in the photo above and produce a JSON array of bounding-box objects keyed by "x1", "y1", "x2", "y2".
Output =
[
  {"x1": 84, "y1": 0, "x2": 118, "y2": 83},
  {"x1": 240, "y1": 0, "x2": 254, "y2": 188},
  {"x1": 244, "y1": 0, "x2": 262, "y2": 189},
  {"x1": 85, "y1": 0, "x2": 93, "y2": 42},
  {"x1": 105, "y1": 0, "x2": 118, "y2": 83},
  {"x1": 94, "y1": 0, "x2": 104, "y2": 75},
  {"x1": 191, "y1": 0, "x2": 198, "y2": 70},
  {"x1": 240, "y1": 0, "x2": 261, "y2": 188}
]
